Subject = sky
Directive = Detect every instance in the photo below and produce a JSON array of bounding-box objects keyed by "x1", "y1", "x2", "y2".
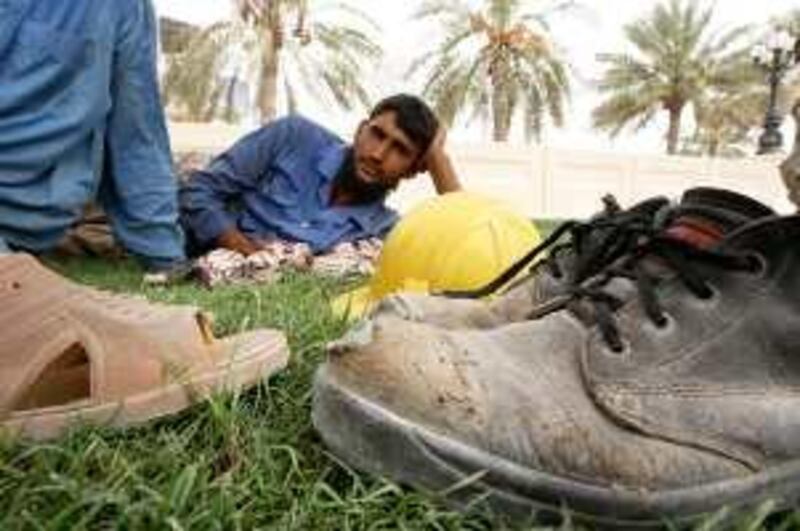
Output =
[{"x1": 153, "y1": 0, "x2": 799, "y2": 154}]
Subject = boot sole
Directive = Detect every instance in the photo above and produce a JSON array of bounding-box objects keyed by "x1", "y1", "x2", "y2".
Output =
[{"x1": 313, "y1": 364, "x2": 800, "y2": 528}]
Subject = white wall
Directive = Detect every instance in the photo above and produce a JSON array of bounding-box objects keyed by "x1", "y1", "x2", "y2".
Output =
[
  {"x1": 169, "y1": 122, "x2": 795, "y2": 219},
  {"x1": 389, "y1": 143, "x2": 795, "y2": 218}
]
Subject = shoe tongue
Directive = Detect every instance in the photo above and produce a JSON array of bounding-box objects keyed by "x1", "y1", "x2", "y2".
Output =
[
  {"x1": 680, "y1": 187, "x2": 775, "y2": 220},
  {"x1": 665, "y1": 188, "x2": 775, "y2": 249},
  {"x1": 663, "y1": 207, "x2": 734, "y2": 249}
]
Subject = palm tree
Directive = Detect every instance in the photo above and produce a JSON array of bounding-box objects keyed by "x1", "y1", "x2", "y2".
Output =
[
  {"x1": 236, "y1": 0, "x2": 383, "y2": 122},
  {"x1": 162, "y1": 23, "x2": 231, "y2": 121},
  {"x1": 686, "y1": 59, "x2": 766, "y2": 157},
  {"x1": 407, "y1": 0, "x2": 574, "y2": 142},
  {"x1": 683, "y1": 87, "x2": 765, "y2": 157},
  {"x1": 771, "y1": 9, "x2": 800, "y2": 105},
  {"x1": 683, "y1": 11, "x2": 800, "y2": 159},
  {"x1": 773, "y1": 8, "x2": 800, "y2": 35},
  {"x1": 592, "y1": 0, "x2": 751, "y2": 155},
  {"x1": 164, "y1": 0, "x2": 383, "y2": 123},
  {"x1": 159, "y1": 17, "x2": 201, "y2": 55}
]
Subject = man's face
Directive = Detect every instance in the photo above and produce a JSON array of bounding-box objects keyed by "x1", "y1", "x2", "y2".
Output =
[{"x1": 352, "y1": 111, "x2": 422, "y2": 189}]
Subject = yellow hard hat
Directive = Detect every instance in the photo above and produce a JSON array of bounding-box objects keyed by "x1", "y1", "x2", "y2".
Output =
[{"x1": 333, "y1": 191, "x2": 541, "y2": 318}]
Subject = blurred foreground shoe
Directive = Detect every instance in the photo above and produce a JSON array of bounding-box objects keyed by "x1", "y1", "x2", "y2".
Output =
[
  {"x1": 0, "y1": 254, "x2": 289, "y2": 440},
  {"x1": 375, "y1": 187, "x2": 774, "y2": 330},
  {"x1": 313, "y1": 194, "x2": 797, "y2": 527},
  {"x1": 779, "y1": 101, "x2": 800, "y2": 210}
]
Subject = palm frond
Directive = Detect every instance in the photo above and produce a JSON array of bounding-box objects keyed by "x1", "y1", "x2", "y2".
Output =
[
  {"x1": 407, "y1": 0, "x2": 572, "y2": 142},
  {"x1": 312, "y1": 1, "x2": 382, "y2": 32},
  {"x1": 405, "y1": 27, "x2": 477, "y2": 78},
  {"x1": 412, "y1": 0, "x2": 471, "y2": 20},
  {"x1": 592, "y1": 0, "x2": 759, "y2": 154}
]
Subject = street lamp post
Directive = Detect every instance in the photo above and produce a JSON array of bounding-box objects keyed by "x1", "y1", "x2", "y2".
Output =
[{"x1": 752, "y1": 29, "x2": 798, "y2": 155}]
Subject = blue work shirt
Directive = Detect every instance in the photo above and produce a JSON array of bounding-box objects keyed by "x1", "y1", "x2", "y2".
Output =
[
  {"x1": 180, "y1": 115, "x2": 399, "y2": 253},
  {"x1": 0, "y1": 0, "x2": 185, "y2": 269}
]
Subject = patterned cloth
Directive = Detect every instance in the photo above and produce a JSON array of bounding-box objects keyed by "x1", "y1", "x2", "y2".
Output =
[
  {"x1": 310, "y1": 239, "x2": 383, "y2": 277},
  {"x1": 194, "y1": 238, "x2": 382, "y2": 288}
]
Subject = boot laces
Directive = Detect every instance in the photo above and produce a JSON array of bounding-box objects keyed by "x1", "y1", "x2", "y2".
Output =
[
  {"x1": 566, "y1": 231, "x2": 760, "y2": 352},
  {"x1": 442, "y1": 197, "x2": 663, "y2": 299}
]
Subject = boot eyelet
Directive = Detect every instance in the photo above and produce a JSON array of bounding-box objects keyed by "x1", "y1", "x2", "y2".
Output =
[
  {"x1": 743, "y1": 252, "x2": 767, "y2": 278},
  {"x1": 605, "y1": 340, "x2": 630, "y2": 357},
  {"x1": 651, "y1": 312, "x2": 674, "y2": 332},
  {"x1": 696, "y1": 283, "x2": 718, "y2": 302}
]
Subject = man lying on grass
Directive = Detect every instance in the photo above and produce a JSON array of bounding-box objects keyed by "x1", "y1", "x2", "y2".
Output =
[{"x1": 179, "y1": 94, "x2": 462, "y2": 260}]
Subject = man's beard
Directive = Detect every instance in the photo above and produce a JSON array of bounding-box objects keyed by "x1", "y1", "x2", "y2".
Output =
[{"x1": 333, "y1": 150, "x2": 397, "y2": 205}]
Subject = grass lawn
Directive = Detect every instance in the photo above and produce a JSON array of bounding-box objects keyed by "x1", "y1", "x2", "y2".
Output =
[
  {"x1": 0, "y1": 221, "x2": 791, "y2": 529},
  {"x1": 0, "y1": 256, "x2": 510, "y2": 530}
]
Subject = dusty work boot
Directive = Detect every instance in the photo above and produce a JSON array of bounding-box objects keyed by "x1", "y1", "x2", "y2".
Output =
[
  {"x1": 374, "y1": 187, "x2": 774, "y2": 330},
  {"x1": 780, "y1": 101, "x2": 800, "y2": 210},
  {"x1": 313, "y1": 197, "x2": 800, "y2": 527}
]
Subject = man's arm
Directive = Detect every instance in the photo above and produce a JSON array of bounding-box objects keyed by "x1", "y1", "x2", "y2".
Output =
[
  {"x1": 423, "y1": 127, "x2": 462, "y2": 194},
  {"x1": 101, "y1": 0, "x2": 185, "y2": 271},
  {"x1": 180, "y1": 119, "x2": 295, "y2": 254}
]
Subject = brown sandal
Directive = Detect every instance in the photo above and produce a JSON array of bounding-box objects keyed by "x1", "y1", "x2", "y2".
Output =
[{"x1": 0, "y1": 254, "x2": 289, "y2": 440}]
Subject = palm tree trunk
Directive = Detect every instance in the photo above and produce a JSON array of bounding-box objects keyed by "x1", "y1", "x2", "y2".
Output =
[
  {"x1": 491, "y1": 64, "x2": 512, "y2": 142},
  {"x1": 257, "y1": 6, "x2": 282, "y2": 123},
  {"x1": 492, "y1": 105, "x2": 511, "y2": 142},
  {"x1": 666, "y1": 106, "x2": 682, "y2": 155},
  {"x1": 708, "y1": 138, "x2": 719, "y2": 158},
  {"x1": 295, "y1": 0, "x2": 308, "y2": 35}
]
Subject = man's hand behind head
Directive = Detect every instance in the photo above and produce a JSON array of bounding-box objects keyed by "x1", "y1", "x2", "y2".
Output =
[
  {"x1": 420, "y1": 125, "x2": 462, "y2": 194},
  {"x1": 417, "y1": 125, "x2": 447, "y2": 174}
]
